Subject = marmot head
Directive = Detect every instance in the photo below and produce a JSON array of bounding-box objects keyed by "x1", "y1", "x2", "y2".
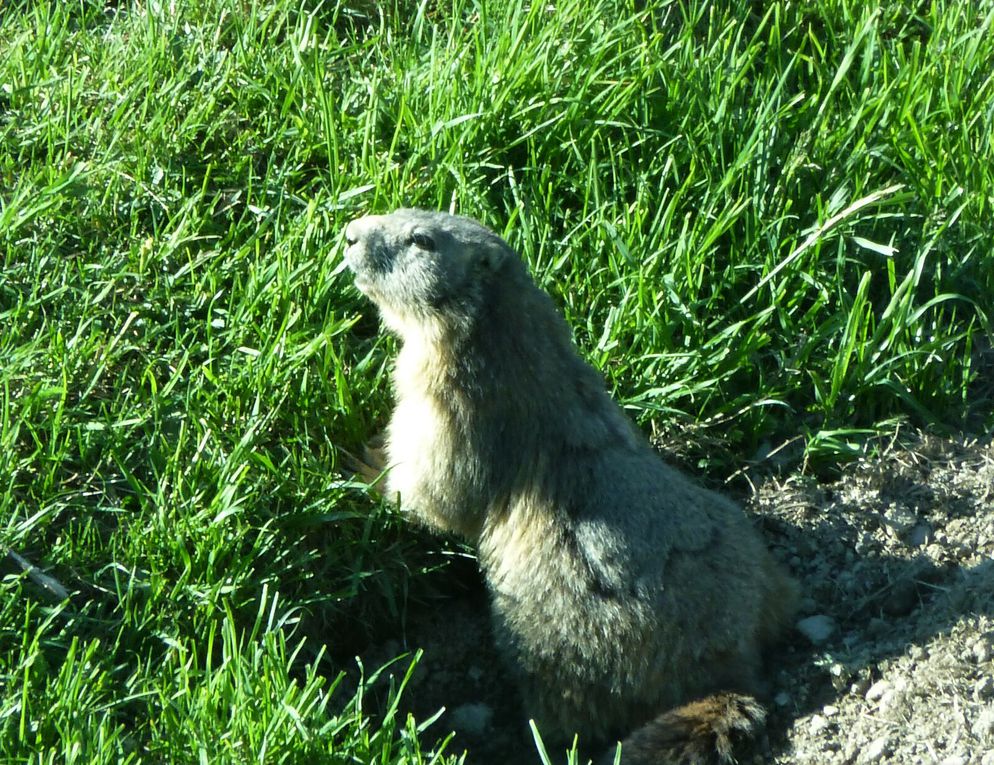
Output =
[{"x1": 344, "y1": 209, "x2": 513, "y2": 335}]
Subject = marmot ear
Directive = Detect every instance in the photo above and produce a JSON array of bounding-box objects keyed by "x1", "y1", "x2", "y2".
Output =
[{"x1": 480, "y1": 242, "x2": 509, "y2": 272}]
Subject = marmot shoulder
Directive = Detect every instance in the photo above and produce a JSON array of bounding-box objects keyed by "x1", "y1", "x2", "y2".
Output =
[{"x1": 344, "y1": 208, "x2": 798, "y2": 764}]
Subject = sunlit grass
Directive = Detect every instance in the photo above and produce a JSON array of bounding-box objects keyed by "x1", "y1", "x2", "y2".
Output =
[{"x1": 1, "y1": 0, "x2": 991, "y2": 761}]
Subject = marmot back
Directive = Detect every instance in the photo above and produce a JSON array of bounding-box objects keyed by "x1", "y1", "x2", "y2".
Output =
[{"x1": 344, "y1": 209, "x2": 797, "y2": 764}]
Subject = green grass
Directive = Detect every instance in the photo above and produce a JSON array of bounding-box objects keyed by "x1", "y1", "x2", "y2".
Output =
[{"x1": 0, "y1": 0, "x2": 991, "y2": 762}]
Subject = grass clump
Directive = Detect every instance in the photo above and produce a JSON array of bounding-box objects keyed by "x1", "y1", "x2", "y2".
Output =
[{"x1": 0, "y1": 0, "x2": 991, "y2": 762}]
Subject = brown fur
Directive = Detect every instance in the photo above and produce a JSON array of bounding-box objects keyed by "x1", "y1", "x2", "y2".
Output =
[
  {"x1": 598, "y1": 693, "x2": 767, "y2": 765},
  {"x1": 343, "y1": 209, "x2": 798, "y2": 763}
]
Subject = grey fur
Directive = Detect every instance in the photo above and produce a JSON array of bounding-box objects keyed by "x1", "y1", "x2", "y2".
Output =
[{"x1": 344, "y1": 209, "x2": 797, "y2": 761}]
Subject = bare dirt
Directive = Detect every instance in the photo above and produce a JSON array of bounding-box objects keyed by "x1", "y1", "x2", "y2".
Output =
[{"x1": 357, "y1": 431, "x2": 994, "y2": 764}]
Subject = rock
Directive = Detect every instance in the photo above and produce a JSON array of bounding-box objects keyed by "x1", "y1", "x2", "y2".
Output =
[
  {"x1": 450, "y1": 702, "x2": 494, "y2": 736},
  {"x1": 796, "y1": 615, "x2": 836, "y2": 645},
  {"x1": 880, "y1": 504, "x2": 918, "y2": 537},
  {"x1": 982, "y1": 752, "x2": 994, "y2": 765},
  {"x1": 829, "y1": 662, "x2": 847, "y2": 677},
  {"x1": 878, "y1": 688, "x2": 902, "y2": 714},
  {"x1": 822, "y1": 704, "x2": 839, "y2": 717},
  {"x1": 908, "y1": 522, "x2": 932, "y2": 547},
  {"x1": 861, "y1": 736, "x2": 890, "y2": 762},
  {"x1": 973, "y1": 640, "x2": 992, "y2": 664},
  {"x1": 865, "y1": 679, "x2": 891, "y2": 702},
  {"x1": 926, "y1": 542, "x2": 946, "y2": 559},
  {"x1": 939, "y1": 756, "x2": 966, "y2": 765},
  {"x1": 808, "y1": 714, "x2": 829, "y2": 734},
  {"x1": 830, "y1": 661, "x2": 850, "y2": 690},
  {"x1": 972, "y1": 705, "x2": 994, "y2": 737}
]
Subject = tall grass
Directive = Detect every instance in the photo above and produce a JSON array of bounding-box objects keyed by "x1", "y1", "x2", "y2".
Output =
[{"x1": 1, "y1": 0, "x2": 991, "y2": 761}]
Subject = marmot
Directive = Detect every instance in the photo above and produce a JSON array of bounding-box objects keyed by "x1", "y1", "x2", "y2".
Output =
[{"x1": 343, "y1": 209, "x2": 797, "y2": 764}]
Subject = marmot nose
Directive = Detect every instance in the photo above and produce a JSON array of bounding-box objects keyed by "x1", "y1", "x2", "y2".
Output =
[
  {"x1": 344, "y1": 221, "x2": 359, "y2": 246},
  {"x1": 344, "y1": 216, "x2": 379, "y2": 247}
]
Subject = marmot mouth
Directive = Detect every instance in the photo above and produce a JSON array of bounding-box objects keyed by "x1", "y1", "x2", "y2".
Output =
[
  {"x1": 347, "y1": 263, "x2": 387, "y2": 301},
  {"x1": 344, "y1": 243, "x2": 392, "y2": 278},
  {"x1": 343, "y1": 245, "x2": 363, "y2": 272}
]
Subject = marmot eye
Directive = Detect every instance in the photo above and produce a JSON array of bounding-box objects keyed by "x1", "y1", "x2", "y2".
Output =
[{"x1": 409, "y1": 231, "x2": 436, "y2": 251}]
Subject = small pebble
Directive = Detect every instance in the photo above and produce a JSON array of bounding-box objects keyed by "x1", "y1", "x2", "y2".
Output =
[
  {"x1": 862, "y1": 736, "x2": 890, "y2": 762},
  {"x1": 830, "y1": 662, "x2": 850, "y2": 690},
  {"x1": 926, "y1": 542, "x2": 946, "y2": 559},
  {"x1": 865, "y1": 679, "x2": 891, "y2": 702},
  {"x1": 908, "y1": 522, "x2": 932, "y2": 547},
  {"x1": 971, "y1": 705, "x2": 994, "y2": 736},
  {"x1": 974, "y1": 641, "x2": 992, "y2": 664},
  {"x1": 878, "y1": 689, "x2": 900, "y2": 714},
  {"x1": 850, "y1": 676, "x2": 871, "y2": 696},
  {"x1": 450, "y1": 702, "x2": 494, "y2": 737},
  {"x1": 796, "y1": 614, "x2": 836, "y2": 645},
  {"x1": 808, "y1": 714, "x2": 829, "y2": 734},
  {"x1": 881, "y1": 504, "x2": 918, "y2": 537}
]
